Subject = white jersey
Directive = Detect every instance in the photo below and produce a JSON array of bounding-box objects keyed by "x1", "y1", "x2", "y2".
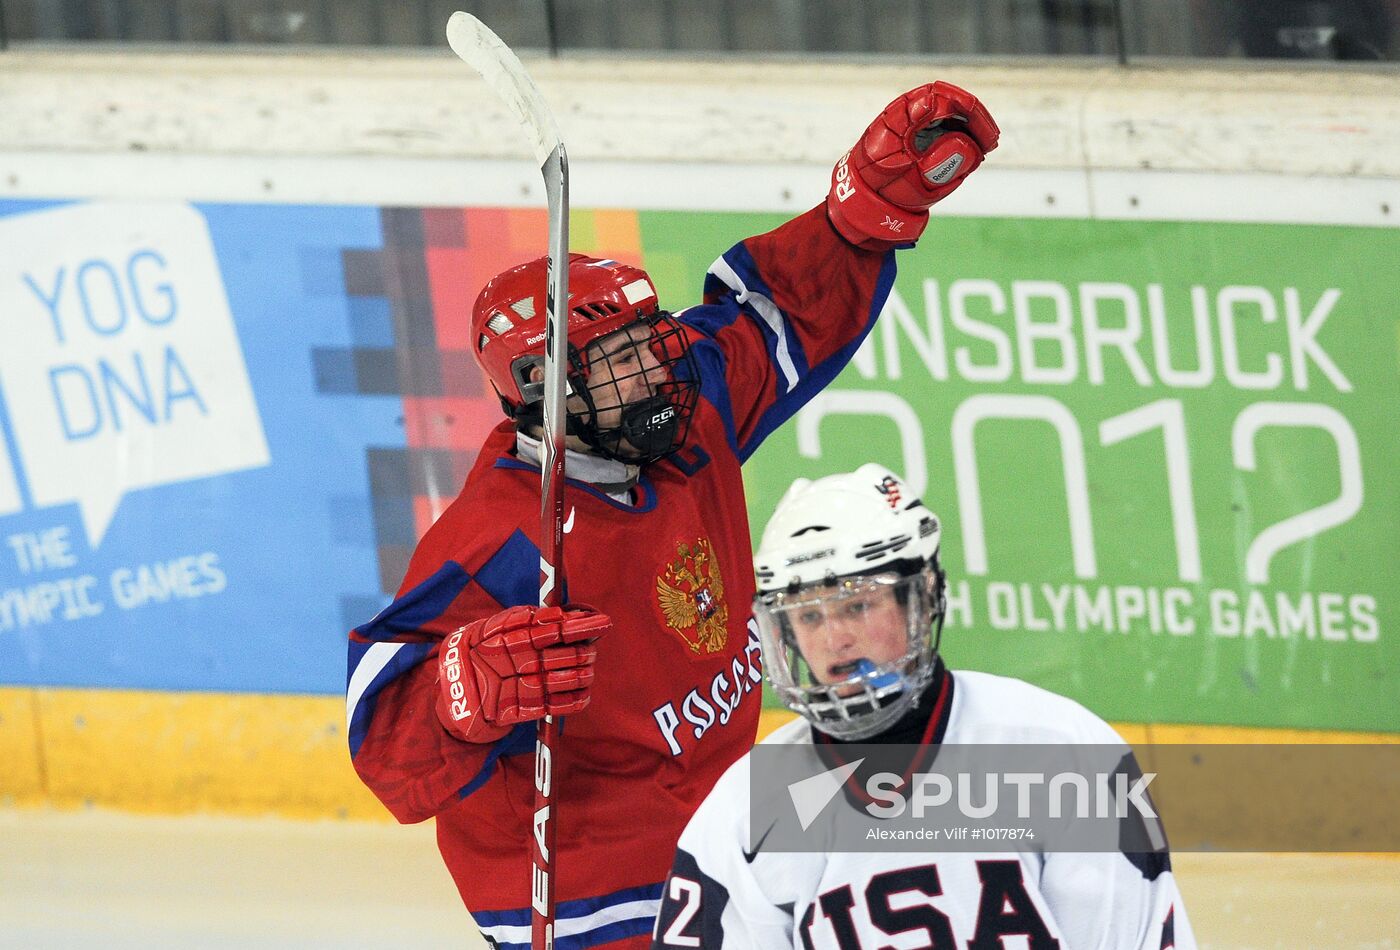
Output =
[{"x1": 652, "y1": 669, "x2": 1195, "y2": 950}]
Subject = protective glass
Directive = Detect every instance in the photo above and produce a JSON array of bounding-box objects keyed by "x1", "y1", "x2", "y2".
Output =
[{"x1": 754, "y1": 568, "x2": 944, "y2": 740}]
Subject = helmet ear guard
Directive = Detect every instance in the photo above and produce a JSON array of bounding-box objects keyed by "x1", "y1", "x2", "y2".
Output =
[{"x1": 507, "y1": 348, "x2": 577, "y2": 409}]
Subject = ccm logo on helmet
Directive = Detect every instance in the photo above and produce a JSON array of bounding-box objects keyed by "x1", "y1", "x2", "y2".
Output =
[
  {"x1": 834, "y1": 150, "x2": 855, "y2": 203},
  {"x1": 442, "y1": 626, "x2": 470, "y2": 721}
]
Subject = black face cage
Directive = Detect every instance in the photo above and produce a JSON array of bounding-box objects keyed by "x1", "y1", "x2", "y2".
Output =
[{"x1": 566, "y1": 311, "x2": 700, "y2": 465}]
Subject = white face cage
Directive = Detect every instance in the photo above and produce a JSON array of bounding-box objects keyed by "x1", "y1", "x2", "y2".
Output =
[{"x1": 753, "y1": 565, "x2": 946, "y2": 740}]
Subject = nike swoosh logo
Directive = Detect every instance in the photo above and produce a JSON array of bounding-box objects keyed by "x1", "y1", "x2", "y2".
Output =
[
  {"x1": 563, "y1": 507, "x2": 576, "y2": 534},
  {"x1": 743, "y1": 823, "x2": 774, "y2": 864}
]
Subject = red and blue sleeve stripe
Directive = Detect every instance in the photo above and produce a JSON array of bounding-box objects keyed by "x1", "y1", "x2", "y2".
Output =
[
  {"x1": 694, "y1": 239, "x2": 896, "y2": 462},
  {"x1": 472, "y1": 881, "x2": 666, "y2": 950}
]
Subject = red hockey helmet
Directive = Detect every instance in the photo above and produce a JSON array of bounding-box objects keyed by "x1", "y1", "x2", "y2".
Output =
[
  {"x1": 471, "y1": 253, "x2": 699, "y2": 464},
  {"x1": 473, "y1": 253, "x2": 659, "y2": 406}
]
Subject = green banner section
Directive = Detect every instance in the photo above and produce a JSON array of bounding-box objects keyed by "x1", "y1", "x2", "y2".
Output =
[{"x1": 640, "y1": 211, "x2": 1400, "y2": 732}]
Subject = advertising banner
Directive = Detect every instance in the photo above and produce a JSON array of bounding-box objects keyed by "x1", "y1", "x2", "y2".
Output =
[
  {"x1": 709, "y1": 213, "x2": 1399, "y2": 732},
  {"x1": 0, "y1": 200, "x2": 1393, "y2": 731}
]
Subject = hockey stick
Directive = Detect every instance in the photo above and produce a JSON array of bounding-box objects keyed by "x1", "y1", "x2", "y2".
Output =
[{"x1": 446, "y1": 13, "x2": 568, "y2": 950}]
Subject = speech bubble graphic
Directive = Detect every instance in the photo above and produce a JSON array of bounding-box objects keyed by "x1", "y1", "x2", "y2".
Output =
[{"x1": 0, "y1": 201, "x2": 270, "y2": 548}]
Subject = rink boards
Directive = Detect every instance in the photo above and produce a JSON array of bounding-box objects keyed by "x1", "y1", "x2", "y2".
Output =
[{"x1": 0, "y1": 52, "x2": 1396, "y2": 816}]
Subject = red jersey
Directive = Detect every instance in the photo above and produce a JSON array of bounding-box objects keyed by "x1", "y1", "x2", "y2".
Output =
[{"x1": 347, "y1": 206, "x2": 897, "y2": 950}]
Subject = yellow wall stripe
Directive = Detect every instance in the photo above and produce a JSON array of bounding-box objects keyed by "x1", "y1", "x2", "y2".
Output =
[
  {"x1": 0, "y1": 688, "x2": 45, "y2": 806},
  {"x1": 1, "y1": 687, "x2": 384, "y2": 819},
  {"x1": 2, "y1": 687, "x2": 1395, "y2": 819}
]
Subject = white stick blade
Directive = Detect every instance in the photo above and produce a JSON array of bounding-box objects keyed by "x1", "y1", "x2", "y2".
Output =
[{"x1": 446, "y1": 11, "x2": 562, "y2": 167}]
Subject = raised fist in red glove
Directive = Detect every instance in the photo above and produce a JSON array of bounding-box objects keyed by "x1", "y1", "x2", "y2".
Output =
[
  {"x1": 436, "y1": 604, "x2": 608, "y2": 743},
  {"x1": 828, "y1": 82, "x2": 1000, "y2": 250}
]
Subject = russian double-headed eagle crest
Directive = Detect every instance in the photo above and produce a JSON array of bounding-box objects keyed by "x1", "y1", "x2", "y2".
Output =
[{"x1": 655, "y1": 538, "x2": 729, "y2": 654}]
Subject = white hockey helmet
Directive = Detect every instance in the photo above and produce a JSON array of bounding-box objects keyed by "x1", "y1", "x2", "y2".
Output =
[{"x1": 753, "y1": 464, "x2": 947, "y2": 740}]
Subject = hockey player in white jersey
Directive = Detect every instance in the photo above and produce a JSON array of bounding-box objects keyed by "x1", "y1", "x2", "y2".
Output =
[{"x1": 652, "y1": 464, "x2": 1195, "y2": 949}]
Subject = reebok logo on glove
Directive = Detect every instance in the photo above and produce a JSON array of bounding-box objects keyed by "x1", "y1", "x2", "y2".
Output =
[
  {"x1": 834, "y1": 150, "x2": 855, "y2": 203},
  {"x1": 926, "y1": 153, "x2": 965, "y2": 185},
  {"x1": 436, "y1": 604, "x2": 608, "y2": 744},
  {"x1": 442, "y1": 626, "x2": 470, "y2": 721}
]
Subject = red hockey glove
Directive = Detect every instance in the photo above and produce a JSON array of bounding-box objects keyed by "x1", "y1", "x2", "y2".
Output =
[
  {"x1": 828, "y1": 82, "x2": 1000, "y2": 250},
  {"x1": 435, "y1": 604, "x2": 608, "y2": 744}
]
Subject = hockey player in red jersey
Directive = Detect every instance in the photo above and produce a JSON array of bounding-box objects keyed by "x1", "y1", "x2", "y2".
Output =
[
  {"x1": 653, "y1": 465, "x2": 1196, "y2": 949},
  {"x1": 347, "y1": 83, "x2": 998, "y2": 950}
]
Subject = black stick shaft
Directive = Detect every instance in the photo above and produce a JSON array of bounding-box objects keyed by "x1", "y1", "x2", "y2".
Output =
[
  {"x1": 544, "y1": 0, "x2": 559, "y2": 57},
  {"x1": 1112, "y1": 0, "x2": 1129, "y2": 65}
]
